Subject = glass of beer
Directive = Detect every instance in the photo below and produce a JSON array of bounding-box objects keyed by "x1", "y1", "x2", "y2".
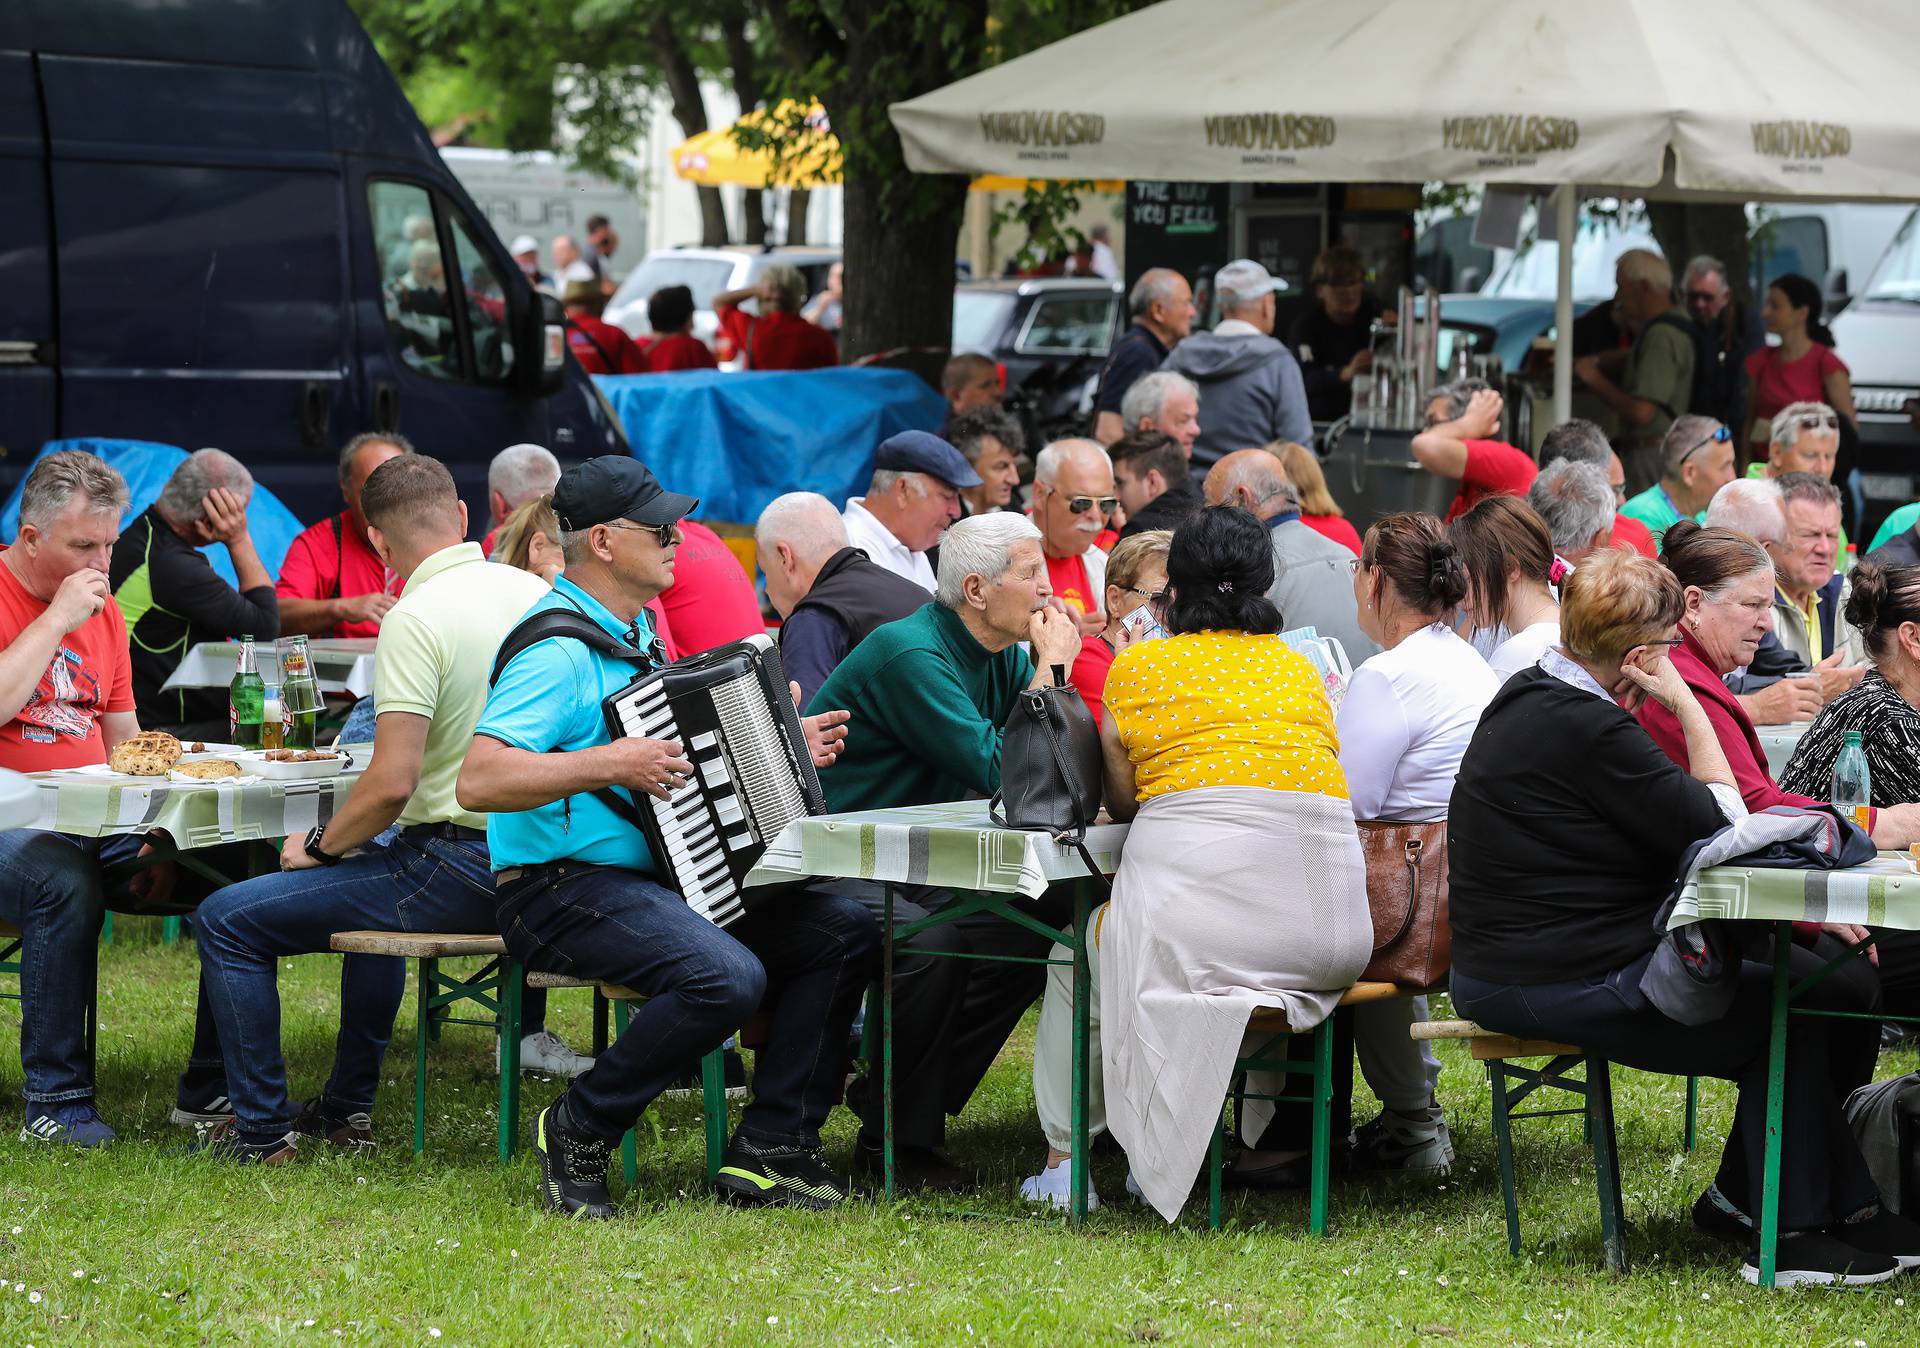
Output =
[{"x1": 260, "y1": 682, "x2": 285, "y2": 751}]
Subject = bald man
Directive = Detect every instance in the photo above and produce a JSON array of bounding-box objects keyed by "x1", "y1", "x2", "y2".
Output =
[
  {"x1": 756, "y1": 492, "x2": 932, "y2": 708},
  {"x1": 1205, "y1": 449, "x2": 1377, "y2": 660}
]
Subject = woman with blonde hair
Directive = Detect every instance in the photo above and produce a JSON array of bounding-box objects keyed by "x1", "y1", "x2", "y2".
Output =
[
  {"x1": 1271, "y1": 441, "x2": 1362, "y2": 554},
  {"x1": 489, "y1": 496, "x2": 565, "y2": 582}
]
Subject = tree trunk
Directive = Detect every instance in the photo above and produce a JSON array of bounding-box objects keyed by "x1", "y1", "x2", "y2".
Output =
[
  {"x1": 651, "y1": 14, "x2": 731, "y2": 246},
  {"x1": 722, "y1": 10, "x2": 767, "y2": 247},
  {"x1": 839, "y1": 167, "x2": 966, "y2": 376},
  {"x1": 1646, "y1": 202, "x2": 1752, "y2": 306},
  {"x1": 787, "y1": 187, "x2": 810, "y2": 246}
]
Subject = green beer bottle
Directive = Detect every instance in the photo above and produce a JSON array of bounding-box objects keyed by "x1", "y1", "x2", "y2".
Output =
[
  {"x1": 230, "y1": 636, "x2": 265, "y2": 749},
  {"x1": 281, "y1": 635, "x2": 320, "y2": 751}
]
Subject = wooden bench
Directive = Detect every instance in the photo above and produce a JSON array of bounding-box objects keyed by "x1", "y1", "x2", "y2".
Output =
[
  {"x1": 1208, "y1": 980, "x2": 1414, "y2": 1234},
  {"x1": 1411, "y1": 1018, "x2": 1700, "y2": 1274}
]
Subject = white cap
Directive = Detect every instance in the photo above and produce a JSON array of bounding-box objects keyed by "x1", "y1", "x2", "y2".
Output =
[
  {"x1": 1215, "y1": 258, "x2": 1288, "y2": 305},
  {"x1": 508, "y1": 234, "x2": 540, "y2": 256},
  {"x1": 556, "y1": 260, "x2": 596, "y2": 284}
]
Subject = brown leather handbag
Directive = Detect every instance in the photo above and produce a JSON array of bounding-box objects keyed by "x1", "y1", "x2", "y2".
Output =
[{"x1": 1357, "y1": 820, "x2": 1451, "y2": 990}]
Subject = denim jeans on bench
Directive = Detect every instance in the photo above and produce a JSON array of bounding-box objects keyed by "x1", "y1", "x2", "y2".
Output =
[{"x1": 194, "y1": 834, "x2": 495, "y2": 1137}]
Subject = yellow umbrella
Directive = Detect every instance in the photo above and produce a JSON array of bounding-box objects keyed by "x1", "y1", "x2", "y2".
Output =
[{"x1": 670, "y1": 103, "x2": 1122, "y2": 193}]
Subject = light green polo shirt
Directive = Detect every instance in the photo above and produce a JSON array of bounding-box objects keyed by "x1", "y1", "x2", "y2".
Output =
[
  {"x1": 373, "y1": 542, "x2": 552, "y2": 830},
  {"x1": 1618, "y1": 484, "x2": 1699, "y2": 550}
]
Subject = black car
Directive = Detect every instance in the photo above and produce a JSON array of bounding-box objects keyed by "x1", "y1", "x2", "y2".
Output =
[{"x1": 951, "y1": 278, "x2": 1123, "y2": 444}]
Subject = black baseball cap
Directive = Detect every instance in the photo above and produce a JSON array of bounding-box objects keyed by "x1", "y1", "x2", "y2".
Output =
[{"x1": 550, "y1": 456, "x2": 699, "y2": 532}]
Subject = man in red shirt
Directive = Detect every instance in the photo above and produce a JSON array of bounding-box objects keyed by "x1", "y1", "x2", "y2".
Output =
[
  {"x1": 1411, "y1": 380, "x2": 1538, "y2": 523},
  {"x1": 563, "y1": 280, "x2": 646, "y2": 375},
  {"x1": 0, "y1": 452, "x2": 227, "y2": 1145},
  {"x1": 276, "y1": 433, "x2": 409, "y2": 638},
  {"x1": 712, "y1": 265, "x2": 839, "y2": 371},
  {"x1": 655, "y1": 519, "x2": 764, "y2": 654},
  {"x1": 1028, "y1": 439, "x2": 1117, "y2": 721},
  {"x1": 643, "y1": 285, "x2": 717, "y2": 374}
]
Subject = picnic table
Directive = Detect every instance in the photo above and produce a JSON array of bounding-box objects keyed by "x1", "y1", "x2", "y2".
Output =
[
  {"x1": 1753, "y1": 722, "x2": 1809, "y2": 779},
  {"x1": 751, "y1": 799, "x2": 1126, "y2": 1221},
  {"x1": 162, "y1": 638, "x2": 378, "y2": 701},
  {"x1": 1675, "y1": 851, "x2": 1920, "y2": 1288}
]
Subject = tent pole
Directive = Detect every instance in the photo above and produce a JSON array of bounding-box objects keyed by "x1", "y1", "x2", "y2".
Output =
[{"x1": 1553, "y1": 184, "x2": 1577, "y2": 427}]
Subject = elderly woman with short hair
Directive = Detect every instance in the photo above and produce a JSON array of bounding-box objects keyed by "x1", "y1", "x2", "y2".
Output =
[{"x1": 1450, "y1": 548, "x2": 1920, "y2": 1287}]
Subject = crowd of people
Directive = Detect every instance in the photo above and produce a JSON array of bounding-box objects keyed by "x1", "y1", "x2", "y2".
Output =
[{"x1": 10, "y1": 234, "x2": 1920, "y2": 1287}]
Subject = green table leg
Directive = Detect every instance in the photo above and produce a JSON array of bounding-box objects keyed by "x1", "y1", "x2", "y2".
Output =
[
  {"x1": 1588, "y1": 1058, "x2": 1626, "y2": 1274},
  {"x1": 702, "y1": 1046, "x2": 727, "y2": 1181},
  {"x1": 1308, "y1": 1015, "x2": 1334, "y2": 1237},
  {"x1": 162, "y1": 915, "x2": 181, "y2": 945},
  {"x1": 881, "y1": 883, "x2": 896, "y2": 1203},
  {"x1": 1758, "y1": 921, "x2": 1792, "y2": 1290},
  {"x1": 1208, "y1": 1098, "x2": 1226, "y2": 1231},
  {"x1": 1487, "y1": 1061, "x2": 1522, "y2": 1256},
  {"x1": 1683, "y1": 1076, "x2": 1698, "y2": 1154},
  {"x1": 1069, "y1": 881, "x2": 1091, "y2": 1225},
  {"x1": 615, "y1": 999, "x2": 638, "y2": 1189},
  {"x1": 413, "y1": 957, "x2": 433, "y2": 1155},
  {"x1": 497, "y1": 962, "x2": 523, "y2": 1164}
]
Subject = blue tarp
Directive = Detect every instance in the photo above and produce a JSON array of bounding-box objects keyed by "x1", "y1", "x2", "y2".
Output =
[
  {"x1": 0, "y1": 439, "x2": 307, "y2": 586},
  {"x1": 595, "y1": 367, "x2": 948, "y2": 524}
]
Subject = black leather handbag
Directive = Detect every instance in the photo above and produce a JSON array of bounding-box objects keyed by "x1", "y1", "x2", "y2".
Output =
[{"x1": 989, "y1": 669, "x2": 1108, "y2": 883}]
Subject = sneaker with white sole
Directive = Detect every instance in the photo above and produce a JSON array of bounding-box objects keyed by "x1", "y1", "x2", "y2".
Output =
[
  {"x1": 20, "y1": 1101, "x2": 115, "y2": 1148},
  {"x1": 501, "y1": 1030, "x2": 595, "y2": 1079},
  {"x1": 1019, "y1": 1160, "x2": 1101, "y2": 1212},
  {"x1": 169, "y1": 1076, "x2": 235, "y2": 1130},
  {"x1": 1741, "y1": 1228, "x2": 1899, "y2": 1287},
  {"x1": 1350, "y1": 1107, "x2": 1453, "y2": 1175}
]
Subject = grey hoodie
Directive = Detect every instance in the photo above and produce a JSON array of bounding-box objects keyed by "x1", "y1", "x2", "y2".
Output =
[{"x1": 1163, "y1": 323, "x2": 1313, "y2": 467}]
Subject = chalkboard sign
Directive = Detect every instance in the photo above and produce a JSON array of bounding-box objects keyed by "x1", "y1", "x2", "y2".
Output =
[{"x1": 1125, "y1": 181, "x2": 1230, "y2": 294}]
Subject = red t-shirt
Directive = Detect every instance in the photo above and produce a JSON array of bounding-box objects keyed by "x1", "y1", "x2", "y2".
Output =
[
  {"x1": 480, "y1": 524, "x2": 500, "y2": 558},
  {"x1": 1045, "y1": 551, "x2": 1099, "y2": 621},
  {"x1": 1445, "y1": 440, "x2": 1539, "y2": 522},
  {"x1": 1610, "y1": 512, "x2": 1656, "y2": 558},
  {"x1": 645, "y1": 333, "x2": 718, "y2": 373},
  {"x1": 274, "y1": 512, "x2": 397, "y2": 639},
  {"x1": 1043, "y1": 549, "x2": 1113, "y2": 721},
  {"x1": 1301, "y1": 513, "x2": 1363, "y2": 555},
  {"x1": 566, "y1": 315, "x2": 647, "y2": 375},
  {"x1": 1070, "y1": 635, "x2": 1117, "y2": 728},
  {"x1": 716, "y1": 305, "x2": 839, "y2": 372},
  {"x1": 0, "y1": 554, "x2": 134, "y2": 770},
  {"x1": 1743, "y1": 343, "x2": 1847, "y2": 445},
  {"x1": 655, "y1": 521, "x2": 764, "y2": 656}
]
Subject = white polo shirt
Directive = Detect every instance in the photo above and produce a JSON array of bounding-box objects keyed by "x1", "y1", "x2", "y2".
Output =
[{"x1": 842, "y1": 498, "x2": 935, "y2": 593}]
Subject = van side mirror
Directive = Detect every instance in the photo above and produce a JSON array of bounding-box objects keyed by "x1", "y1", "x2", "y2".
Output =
[
  {"x1": 521, "y1": 291, "x2": 567, "y2": 395},
  {"x1": 1825, "y1": 267, "x2": 1849, "y2": 302}
]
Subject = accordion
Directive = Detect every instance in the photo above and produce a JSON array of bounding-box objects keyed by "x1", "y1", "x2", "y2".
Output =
[{"x1": 600, "y1": 633, "x2": 825, "y2": 927}]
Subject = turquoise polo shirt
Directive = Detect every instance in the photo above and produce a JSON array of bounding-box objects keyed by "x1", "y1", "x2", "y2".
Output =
[{"x1": 474, "y1": 575, "x2": 659, "y2": 874}]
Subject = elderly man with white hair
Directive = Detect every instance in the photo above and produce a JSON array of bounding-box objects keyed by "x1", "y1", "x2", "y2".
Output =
[
  {"x1": 1527, "y1": 459, "x2": 1617, "y2": 570},
  {"x1": 482, "y1": 443, "x2": 561, "y2": 555},
  {"x1": 1162, "y1": 257, "x2": 1311, "y2": 469},
  {"x1": 1118, "y1": 370, "x2": 1201, "y2": 460},
  {"x1": 1702, "y1": 477, "x2": 1832, "y2": 724},
  {"x1": 755, "y1": 491, "x2": 930, "y2": 708},
  {"x1": 110, "y1": 448, "x2": 280, "y2": 739},
  {"x1": 1094, "y1": 268, "x2": 1196, "y2": 445},
  {"x1": 1574, "y1": 248, "x2": 1697, "y2": 495},
  {"x1": 842, "y1": 431, "x2": 980, "y2": 593},
  {"x1": 809, "y1": 511, "x2": 1082, "y2": 1192}
]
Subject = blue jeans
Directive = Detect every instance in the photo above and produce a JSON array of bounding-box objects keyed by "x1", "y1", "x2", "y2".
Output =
[
  {"x1": 194, "y1": 834, "x2": 495, "y2": 1137},
  {"x1": 496, "y1": 865, "x2": 879, "y2": 1147}
]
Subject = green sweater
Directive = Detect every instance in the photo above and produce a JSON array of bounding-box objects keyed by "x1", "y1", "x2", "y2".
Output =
[
  {"x1": 1618, "y1": 483, "x2": 1699, "y2": 549},
  {"x1": 809, "y1": 601, "x2": 1033, "y2": 814}
]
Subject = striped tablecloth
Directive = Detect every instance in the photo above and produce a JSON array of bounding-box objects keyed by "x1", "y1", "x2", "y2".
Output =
[
  {"x1": 1753, "y1": 722, "x2": 1808, "y2": 779},
  {"x1": 749, "y1": 799, "x2": 1128, "y2": 898},
  {"x1": 1673, "y1": 852, "x2": 1920, "y2": 931},
  {"x1": 24, "y1": 745, "x2": 371, "y2": 850}
]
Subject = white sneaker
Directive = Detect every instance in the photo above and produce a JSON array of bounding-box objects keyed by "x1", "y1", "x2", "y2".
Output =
[
  {"x1": 505, "y1": 1031, "x2": 595, "y2": 1079},
  {"x1": 1351, "y1": 1107, "x2": 1453, "y2": 1175},
  {"x1": 1019, "y1": 1160, "x2": 1100, "y2": 1212},
  {"x1": 1124, "y1": 1170, "x2": 1149, "y2": 1205}
]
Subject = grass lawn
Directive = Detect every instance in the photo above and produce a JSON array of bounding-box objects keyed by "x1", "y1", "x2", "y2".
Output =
[{"x1": 0, "y1": 922, "x2": 1912, "y2": 1345}]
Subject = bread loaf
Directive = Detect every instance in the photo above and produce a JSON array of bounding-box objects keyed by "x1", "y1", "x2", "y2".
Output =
[{"x1": 108, "y1": 731, "x2": 183, "y2": 777}]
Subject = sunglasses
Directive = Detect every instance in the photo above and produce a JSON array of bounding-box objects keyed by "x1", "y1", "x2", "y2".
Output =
[
  {"x1": 603, "y1": 519, "x2": 680, "y2": 548},
  {"x1": 1054, "y1": 492, "x2": 1118, "y2": 515},
  {"x1": 1795, "y1": 413, "x2": 1840, "y2": 431},
  {"x1": 1677, "y1": 423, "x2": 1732, "y2": 466},
  {"x1": 1124, "y1": 585, "x2": 1171, "y2": 607}
]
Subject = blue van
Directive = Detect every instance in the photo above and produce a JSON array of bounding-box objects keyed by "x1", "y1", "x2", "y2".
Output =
[{"x1": 0, "y1": 0, "x2": 627, "y2": 517}]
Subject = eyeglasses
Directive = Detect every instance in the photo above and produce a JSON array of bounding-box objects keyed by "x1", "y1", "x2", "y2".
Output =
[
  {"x1": 1124, "y1": 586, "x2": 1172, "y2": 608},
  {"x1": 1348, "y1": 557, "x2": 1366, "y2": 574},
  {"x1": 602, "y1": 520, "x2": 680, "y2": 548},
  {"x1": 1676, "y1": 423, "x2": 1732, "y2": 466}
]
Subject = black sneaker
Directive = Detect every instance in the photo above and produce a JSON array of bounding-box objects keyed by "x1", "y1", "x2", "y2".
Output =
[
  {"x1": 1691, "y1": 1184, "x2": 1754, "y2": 1245},
  {"x1": 852, "y1": 1137, "x2": 972, "y2": 1194},
  {"x1": 663, "y1": 1047, "x2": 749, "y2": 1100},
  {"x1": 169, "y1": 1075, "x2": 235, "y2": 1130},
  {"x1": 716, "y1": 1136, "x2": 851, "y2": 1209},
  {"x1": 1831, "y1": 1206, "x2": 1920, "y2": 1272},
  {"x1": 1742, "y1": 1229, "x2": 1899, "y2": 1287},
  {"x1": 293, "y1": 1097, "x2": 377, "y2": 1152},
  {"x1": 533, "y1": 1101, "x2": 614, "y2": 1220},
  {"x1": 191, "y1": 1119, "x2": 297, "y2": 1165}
]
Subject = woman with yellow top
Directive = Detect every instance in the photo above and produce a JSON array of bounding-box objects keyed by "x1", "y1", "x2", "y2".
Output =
[{"x1": 1104, "y1": 506, "x2": 1370, "y2": 1220}]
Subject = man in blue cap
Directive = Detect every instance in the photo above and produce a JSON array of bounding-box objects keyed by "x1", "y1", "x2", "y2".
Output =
[
  {"x1": 458, "y1": 455, "x2": 879, "y2": 1218},
  {"x1": 842, "y1": 431, "x2": 982, "y2": 593}
]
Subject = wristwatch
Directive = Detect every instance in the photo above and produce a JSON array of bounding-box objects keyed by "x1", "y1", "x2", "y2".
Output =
[{"x1": 302, "y1": 825, "x2": 343, "y2": 866}]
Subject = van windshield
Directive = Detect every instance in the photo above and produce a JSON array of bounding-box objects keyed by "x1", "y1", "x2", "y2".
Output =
[
  {"x1": 608, "y1": 255, "x2": 740, "y2": 314},
  {"x1": 1481, "y1": 220, "x2": 1659, "y2": 301},
  {"x1": 1863, "y1": 210, "x2": 1920, "y2": 303},
  {"x1": 952, "y1": 291, "x2": 1015, "y2": 351}
]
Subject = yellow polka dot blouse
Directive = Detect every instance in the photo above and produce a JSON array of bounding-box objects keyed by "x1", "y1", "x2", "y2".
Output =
[{"x1": 1105, "y1": 631, "x2": 1348, "y2": 803}]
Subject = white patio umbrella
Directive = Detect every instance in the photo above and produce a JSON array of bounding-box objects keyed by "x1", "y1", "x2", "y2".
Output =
[{"x1": 891, "y1": 0, "x2": 1920, "y2": 420}]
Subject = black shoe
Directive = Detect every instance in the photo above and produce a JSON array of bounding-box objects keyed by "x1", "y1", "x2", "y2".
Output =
[
  {"x1": 663, "y1": 1047, "x2": 749, "y2": 1100},
  {"x1": 715, "y1": 1136, "x2": 851, "y2": 1210},
  {"x1": 191, "y1": 1119, "x2": 297, "y2": 1165},
  {"x1": 1742, "y1": 1228, "x2": 1899, "y2": 1287},
  {"x1": 293, "y1": 1097, "x2": 376, "y2": 1152},
  {"x1": 169, "y1": 1075, "x2": 235, "y2": 1130},
  {"x1": 533, "y1": 1101, "x2": 614, "y2": 1220},
  {"x1": 1830, "y1": 1206, "x2": 1920, "y2": 1272},
  {"x1": 1690, "y1": 1185, "x2": 1754, "y2": 1245},
  {"x1": 852, "y1": 1137, "x2": 972, "y2": 1194}
]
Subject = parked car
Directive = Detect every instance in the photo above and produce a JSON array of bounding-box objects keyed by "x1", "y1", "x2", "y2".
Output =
[
  {"x1": 951, "y1": 277, "x2": 1123, "y2": 444},
  {"x1": 1831, "y1": 208, "x2": 1920, "y2": 542},
  {"x1": 0, "y1": 0, "x2": 628, "y2": 517},
  {"x1": 603, "y1": 245, "x2": 841, "y2": 364}
]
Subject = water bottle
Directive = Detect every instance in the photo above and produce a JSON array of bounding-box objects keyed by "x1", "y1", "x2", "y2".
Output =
[
  {"x1": 229, "y1": 636, "x2": 264, "y2": 749},
  {"x1": 1831, "y1": 729, "x2": 1872, "y2": 831}
]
